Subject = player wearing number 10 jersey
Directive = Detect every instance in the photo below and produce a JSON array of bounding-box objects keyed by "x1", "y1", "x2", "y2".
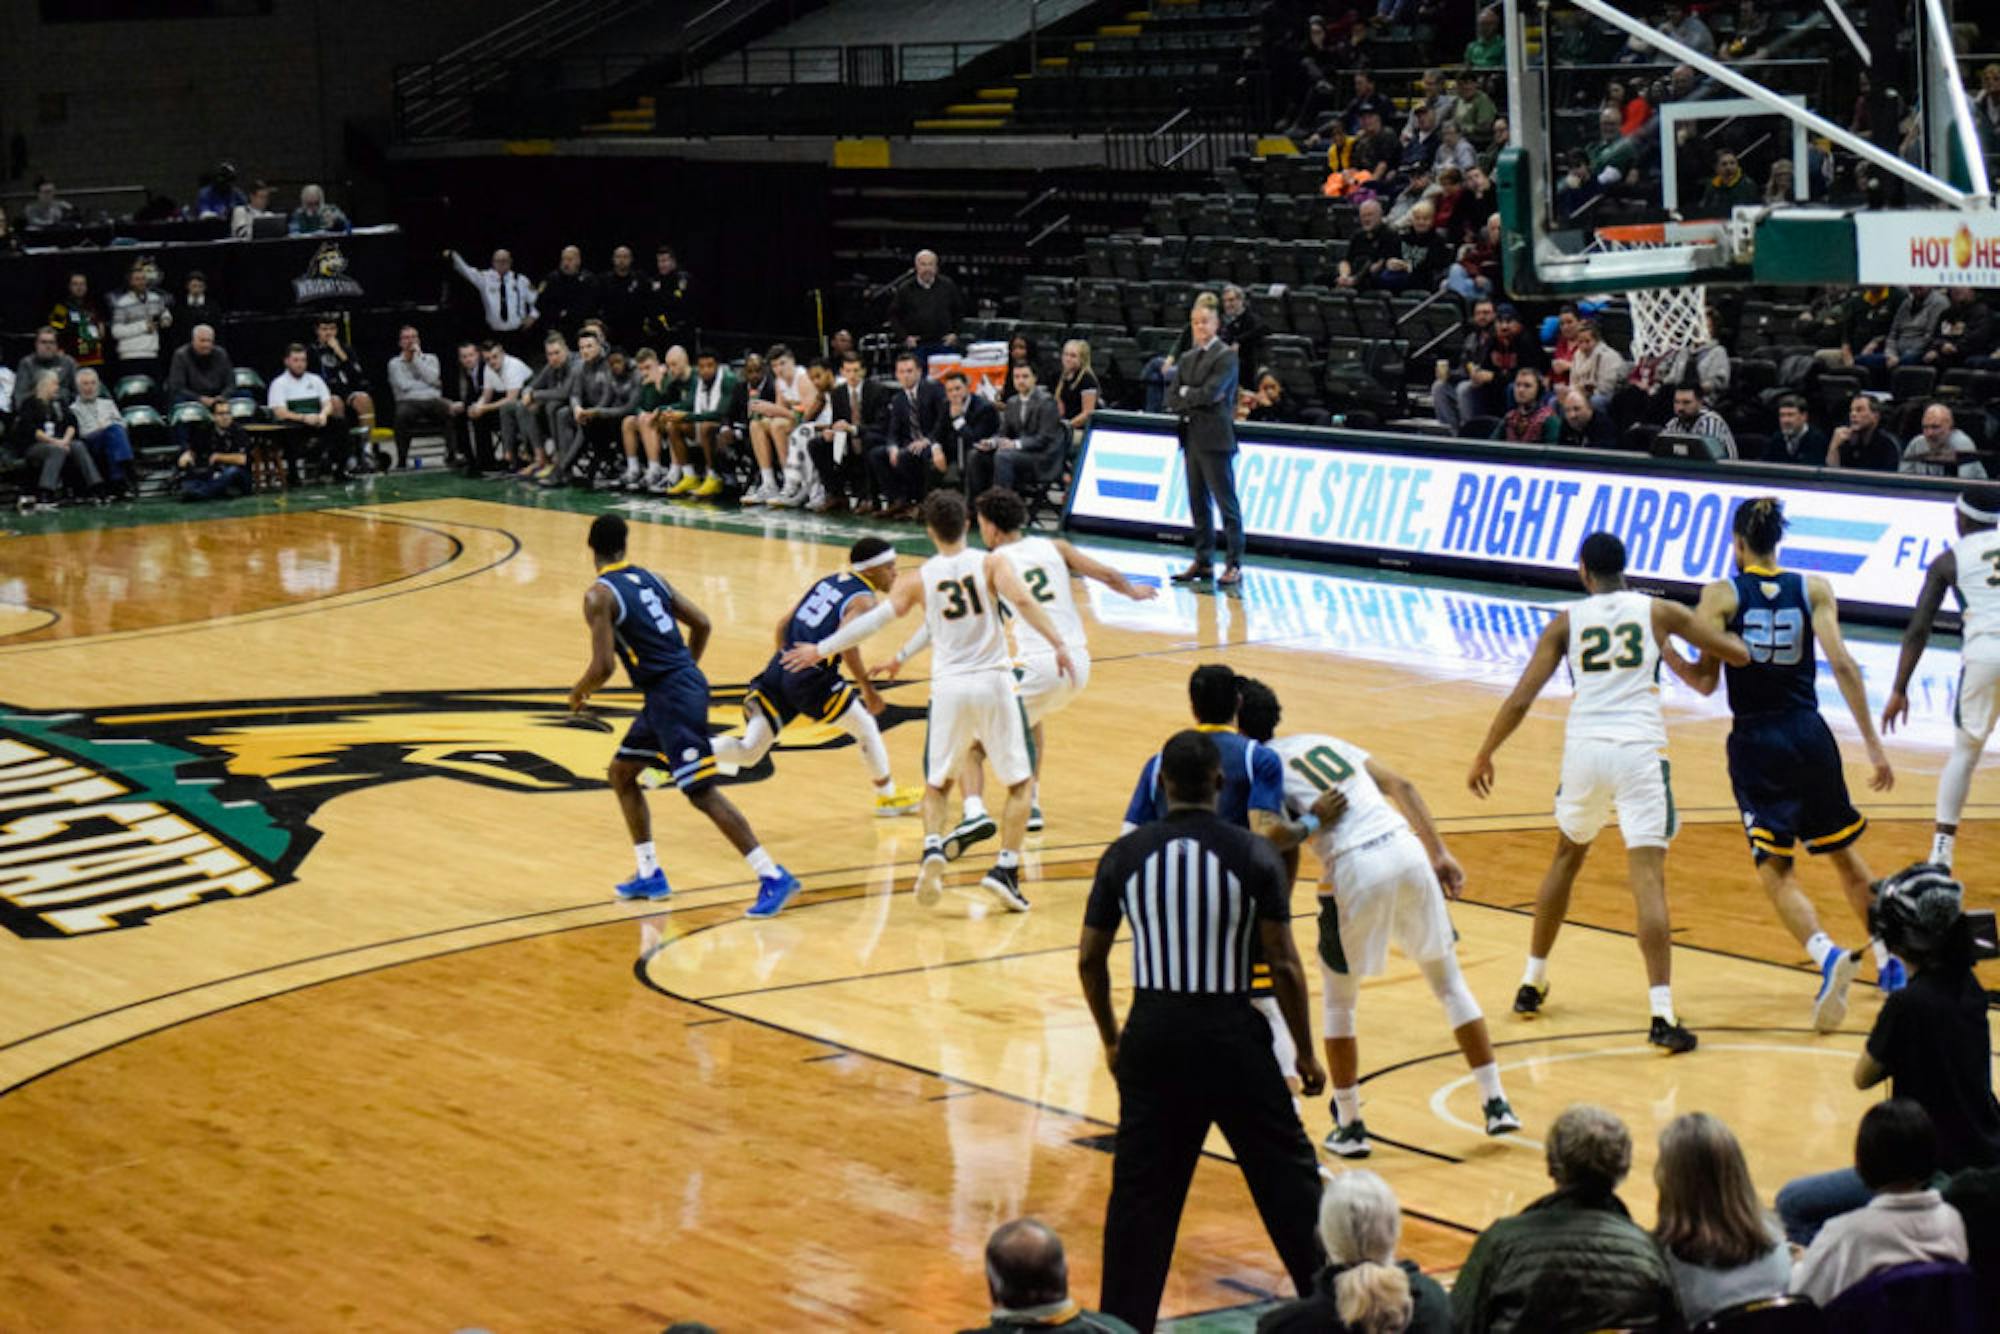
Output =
[
  {"x1": 1664, "y1": 498, "x2": 1898, "y2": 1030},
  {"x1": 1469, "y1": 531, "x2": 1749, "y2": 1054}
]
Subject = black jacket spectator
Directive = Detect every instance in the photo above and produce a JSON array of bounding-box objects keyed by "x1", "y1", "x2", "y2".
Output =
[
  {"x1": 1766, "y1": 423, "x2": 1830, "y2": 465},
  {"x1": 833, "y1": 377, "x2": 893, "y2": 445},
  {"x1": 167, "y1": 342, "x2": 236, "y2": 403},
  {"x1": 313, "y1": 342, "x2": 369, "y2": 401},
  {"x1": 1222, "y1": 307, "x2": 1267, "y2": 373},
  {"x1": 598, "y1": 265, "x2": 648, "y2": 350},
  {"x1": 539, "y1": 264, "x2": 600, "y2": 339},
  {"x1": 1257, "y1": 1259, "x2": 1451, "y2": 1334},
  {"x1": 1339, "y1": 222, "x2": 1397, "y2": 287},
  {"x1": 938, "y1": 390, "x2": 1000, "y2": 470},
  {"x1": 892, "y1": 273, "x2": 967, "y2": 346},
  {"x1": 1554, "y1": 407, "x2": 1616, "y2": 449},
  {"x1": 641, "y1": 265, "x2": 694, "y2": 348},
  {"x1": 1832, "y1": 422, "x2": 1900, "y2": 471},
  {"x1": 887, "y1": 376, "x2": 949, "y2": 447},
  {"x1": 1395, "y1": 228, "x2": 1455, "y2": 288},
  {"x1": 1351, "y1": 128, "x2": 1403, "y2": 177},
  {"x1": 1867, "y1": 958, "x2": 2000, "y2": 1171}
]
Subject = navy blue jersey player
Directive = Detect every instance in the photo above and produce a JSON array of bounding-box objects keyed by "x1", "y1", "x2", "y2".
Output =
[
  {"x1": 1662, "y1": 498, "x2": 1899, "y2": 1029},
  {"x1": 699, "y1": 536, "x2": 921, "y2": 817},
  {"x1": 568, "y1": 515, "x2": 801, "y2": 918}
]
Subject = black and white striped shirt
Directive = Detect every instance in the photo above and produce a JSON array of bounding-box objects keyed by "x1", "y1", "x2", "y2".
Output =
[{"x1": 1085, "y1": 809, "x2": 1290, "y2": 995}]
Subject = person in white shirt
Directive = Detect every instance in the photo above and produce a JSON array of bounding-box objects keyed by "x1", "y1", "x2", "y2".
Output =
[
  {"x1": 266, "y1": 343, "x2": 339, "y2": 485},
  {"x1": 108, "y1": 262, "x2": 172, "y2": 381},
  {"x1": 1899, "y1": 403, "x2": 1988, "y2": 479},
  {"x1": 743, "y1": 342, "x2": 813, "y2": 506},
  {"x1": 447, "y1": 248, "x2": 539, "y2": 354},
  {"x1": 1790, "y1": 1098, "x2": 1968, "y2": 1307},
  {"x1": 230, "y1": 179, "x2": 279, "y2": 239},
  {"x1": 1468, "y1": 531, "x2": 1749, "y2": 1052},
  {"x1": 478, "y1": 341, "x2": 534, "y2": 469}
]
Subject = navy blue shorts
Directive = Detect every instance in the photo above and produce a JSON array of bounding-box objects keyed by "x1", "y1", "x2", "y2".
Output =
[
  {"x1": 743, "y1": 652, "x2": 857, "y2": 730},
  {"x1": 617, "y1": 670, "x2": 717, "y2": 795},
  {"x1": 1726, "y1": 710, "x2": 1865, "y2": 861}
]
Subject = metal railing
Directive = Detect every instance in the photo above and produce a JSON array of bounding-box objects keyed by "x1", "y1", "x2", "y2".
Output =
[
  {"x1": 686, "y1": 40, "x2": 1000, "y2": 86},
  {"x1": 1105, "y1": 106, "x2": 1260, "y2": 172}
]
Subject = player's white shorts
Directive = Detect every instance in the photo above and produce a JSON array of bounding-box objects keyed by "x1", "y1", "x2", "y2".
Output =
[
  {"x1": 1555, "y1": 741, "x2": 1678, "y2": 850},
  {"x1": 1016, "y1": 645, "x2": 1091, "y2": 726},
  {"x1": 1956, "y1": 644, "x2": 2000, "y2": 743},
  {"x1": 1321, "y1": 829, "x2": 1457, "y2": 977},
  {"x1": 1251, "y1": 994, "x2": 1298, "y2": 1082},
  {"x1": 926, "y1": 668, "x2": 1034, "y2": 788}
]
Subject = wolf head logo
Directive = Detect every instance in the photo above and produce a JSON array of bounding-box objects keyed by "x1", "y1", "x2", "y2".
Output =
[{"x1": 0, "y1": 686, "x2": 919, "y2": 938}]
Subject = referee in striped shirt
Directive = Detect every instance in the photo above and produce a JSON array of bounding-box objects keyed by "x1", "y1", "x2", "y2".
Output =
[{"x1": 1079, "y1": 729, "x2": 1326, "y2": 1333}]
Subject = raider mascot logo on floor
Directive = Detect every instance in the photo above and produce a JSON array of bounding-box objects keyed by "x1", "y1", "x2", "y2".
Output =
[{"x1": 0, "y1": 686, "x2": 920, "y2": 939}]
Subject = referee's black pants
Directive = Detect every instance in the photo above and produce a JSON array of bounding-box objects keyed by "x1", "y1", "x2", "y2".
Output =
[{"x1": 1100, "y1": 992, "x2": 1322, "y2": 1332}]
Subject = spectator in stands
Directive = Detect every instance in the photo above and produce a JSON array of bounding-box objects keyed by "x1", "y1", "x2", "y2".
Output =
[
  {"x1": 1340, "y1": 71, "x2": 1396, "y2": 136},
  {"x1": 744, "y1": 343, "x2": 812, "y2": 505},
  {"x1": 891, "y1": 249, "x2": 967, "y2": 364},
  {"x1": 1384, "y1": 167, "x2": 1439, "y2": 230},
  {"x1": 1653, "y1": 1112, "x2": 1790, "y2": 1327},
  {"x1": 1552, "y1": 388, "x2": 1616, "y2": 449},
  {"x1": 1495, "y1": 368, "x2": 1556, "y2": 443},
  {"x1": 1901, "y1": 402, "x2": 1988, "y2": 478},
  {"x1": 1766, "y1": 394, "x2": 1828, "y2": 465},
  {"x1": 1657, "y1": 1, "x2": 1716, "y2": 56},
  {"x1": 1697, "y1": 150, "x2": 1761, "y2": 215},
  {"x1": 175, "y1": 401, "x2": 251, "y2": 502},
  {"x1": 1567, "y1": 321, "x2": 1629, "y2": 411},
  {"x1": 1826, "y1": 395, "x2": 1900, "y2": 471},
  {"x1": 1349, "y1": 108, "x2": 1402, "y2": 181},
  {"x1": 1399, "y1": 105, "x2": 1443, "y2": 181},
  {"x1": 0, "y1": 364, "x2": 13, "y2": 428},
  {"x1": 1468, "y1": 304, "x2": 1549, "y2": 420},
  {"x1": 936, "y1": 369, "x2": 1000, "y2": 485},
  {"x1": 1445, "y1": 213, "x2": 1503, "y2": 302},
  {"x1": 811, "y1": 350, "x2": 887, "y2": 513},
  {"x1": 1464, "y1": 6, "x2": 1505, "y2": 67},
  {"x1": 1451, "y1": 1104, "x2": 1680, "y2": 1334},
  {"x1": 1923, "y1": 286, "x2": 1994, "y2": 370},
  {"x1": 1219, "y1": 285, "x2": 1267, "y2": 371},
  {"x1": 68, "y1": 369, "x2": 133, "y2": 498},
  {"x1": 10, "y1": 372, "x2": 96, "y2": 510},
  {"x1": 1546, "y1": 306, "x2": 1582, "y2": 385},
  {"x1": 1858, "y1": 286, "x2": 1950, "y2": 373},
  {"x1": 1240, "y1": 370, "x2": 1305, "y2": 426},
  {"x1": 595, "y1": 246, "x2": 646, "y2": 351},
  {"x1": 1790, "y1": 1100, "x2": 1968, "y2": 1306},
  {"x1": 311, "y1": 316, "x2": 377, "y2": 470},
  {"x1": 1477, "y1": 117, "x2": 1511, "y2": 177},
  {"x1": 1055, "y1": 340, "x2": 1100, "y2": 443},
  {"x1": 194, "y1": 164, "x2": 245, "y2": 221},
  {"x1": 1335, "y1": 199, "x2": 1395, "y2": 290},
  {"x1": 177, "y1": 272, "x2": 223, "y2": 347},
  {"x1": 1454, "y1": 73, "x2": 1498, "y2": 141},
  {"x1": 1432, "y1": 120, "x2": 1477, "y2": 178},
  {"x1": 1427, "y1": 166, "x2": 1470, "y2": 242},
  {"x1": 231, "y1": 180, "x2": 279, "y2": 239},
  {"x1": 639, "y1": 245, "x2": 695, "y2": 352},
  {"x1": 1587, "y1": 108, "x2": 1640, "y2": 193},
  {"x1": 48, "y1": 274, "x2": 105, "y2": 371},
  {"x1": 289, "y1": 183, "x2": 350, "y2": 235},
  {"x1": 968, "y1": 361, "x2": 1064, "y2": 498},
  {"x1": 22, "y1": 178, "x2": 76, "y2": 230},
  {"x1": 682, "y1": 349, "x2": 742, "y2": 499},
  {"x1": 478, "y1": 340, "x2": 533, "y2": 471},
  {"x1": 870, "y1": 351, "x2": 948, "y2": 518},
  {"x1": 999, "y1": 334, "x2": 1053, "y2": 402},
  {"x1": 1432, "y1": 297, "x2": 1497, "y2": 430},
  {"x1": 0, "y1": 209, "x2": 19, "y2": 259},
  {"x1": 385, "y1": 325, "x2": 449, "y2": 472},
  {"x1": 166, "y1": 325, "x2": 236, "y2": 460},
  {"x1": 268, "y1": 342, "x2": 342, "y2": 485},
  {"x1": 537, "y1": 246, "x2": 599, "y2": 342},
  {"x1": 1383, "y1": 201, "x2": 1453, "y2": 293},
  {"x1": 1257, "y1": 1170, "x2": 1449, "y2": 1334},
  {"x1": 548, "y1": 328, "x2": 632, "y2": 488},
  {"x1": 449, "y1": 248, "x2": 540, "y2": 354},
  {"x1": 1652, "y1": 309, "x2": 1731, "y2": 403},
  {"x1": 958, "y1": 1218, "x2": 1135, "y2": 1334},
  {"x1": 1280, "y1": 12, "x2": 1347, "y2": 138},
  {"x1": 1402, "y1": 68, "x2": 1456, "y2": 143},
  {"x1": 1975, "y1": 64, "x2": 2000, "y2": 150},
  {"x1": 109, "y1": 262, "x2": 172, "y2": 383},
  {"x1": 517, "y1": 332, "x2": 577, "y2": 481},
  {"x1": 444, "y1": 341, "x2": 491, "y2": 475},
  {"x1": 1667, "y1": 382, "x2": 1738, "y2": 459},
  {"x1": 1763, "y1": 158, "x2": 1796, "y2": 205},
  {"x1": 15, "y1": 327, "x2": 78, "y2": 409}
]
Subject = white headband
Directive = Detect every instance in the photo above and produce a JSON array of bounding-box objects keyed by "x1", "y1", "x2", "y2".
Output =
[
  {"x1": 852, "y1": 547, "x2": 897, "y2": 571},
  {"x1": 1959, "y1": 495, "x2": 2000, "y2": 524}
]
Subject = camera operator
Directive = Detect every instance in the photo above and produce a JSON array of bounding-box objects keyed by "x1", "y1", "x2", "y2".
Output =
[{"x1": 1776, "y1": 863, "x2": 2000, "y2": 1245}]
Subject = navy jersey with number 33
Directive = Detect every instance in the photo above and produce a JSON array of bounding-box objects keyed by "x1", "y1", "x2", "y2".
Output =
[
  {"x1": 597, "y1": 563, "x2": 699, "y2": 688},
  {"x1": 1724, "y1": 568, "x2": 1818, "y2": 717}
]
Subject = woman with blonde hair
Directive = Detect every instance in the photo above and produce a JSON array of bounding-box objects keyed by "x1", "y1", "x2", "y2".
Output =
[
  {"x1": 1258, "y1": 1171, "x2": 1447, "y2": 1333},
  {"x1": 1654, "y1": 1111, "x2": 1790, "y2": 1326},
  {"x1": 1055, "y1": 339, "x2": 1100, "y2": 442}
]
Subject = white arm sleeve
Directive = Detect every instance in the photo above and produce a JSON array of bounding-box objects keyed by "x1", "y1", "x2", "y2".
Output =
[
  {"x1": 814, "y1": 599, "x2": 899, "y2": 658},
  {"x1": 895, "y1": 622, "x2": 931, "y2": 665}
]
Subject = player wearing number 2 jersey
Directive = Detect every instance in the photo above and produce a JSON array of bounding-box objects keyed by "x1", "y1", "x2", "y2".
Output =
[
  {"x1": 1665, "y1": 498, "x2": 1898, "y2": 1030},
  {"x1": 1469, "y1": 531, "x2": 1750, "y2": 1054},
  {"x1": 782, "y1": 490, "x2": 1074, "y2": 913},
  {"x1": 1236, "y1": 680, "x2": 1519, "y2": 1162},
  {"x1": 567, "y1": 515, "x2": 802, "y2": 919}
]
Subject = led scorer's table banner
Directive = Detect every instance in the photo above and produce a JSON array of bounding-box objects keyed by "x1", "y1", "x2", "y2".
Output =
[{"x1": 1065, "y1": 416, "x2": 1961, "y2": 622}]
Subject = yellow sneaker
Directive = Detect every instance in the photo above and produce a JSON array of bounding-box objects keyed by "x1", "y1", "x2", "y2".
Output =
[
  {"x1": 665, "y1": 473, "x2": 700, "y2": 497},
  {"x1": 692, "y1": 474, "x2": 725, "y2": 498},
  {"x1": 874, "y1": 785, "x2": 923, "y2": 818}
]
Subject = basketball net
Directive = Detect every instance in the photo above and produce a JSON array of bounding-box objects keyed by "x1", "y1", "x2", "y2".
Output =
[{"x1": 1590, "y1": 223, "x2": 1719, "y2": 362}]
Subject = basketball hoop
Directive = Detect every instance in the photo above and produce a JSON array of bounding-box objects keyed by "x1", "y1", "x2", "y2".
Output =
[{"x1": 1590, "y1": 221, "x2": 1729, "y2": 361}]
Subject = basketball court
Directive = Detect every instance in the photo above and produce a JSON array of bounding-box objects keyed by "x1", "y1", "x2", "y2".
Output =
[{"x1": 1, "y1": 478, "x2": 1995, "y2": 1329}]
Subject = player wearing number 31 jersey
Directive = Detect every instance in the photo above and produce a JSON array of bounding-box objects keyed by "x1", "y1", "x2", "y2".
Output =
[
  {"x1": 1469, "y1": 531, "x2": 1749, "y2": 1054},
  {"x1": 1664, "y1": 498, "x2": 1897, "y2": 1032}
]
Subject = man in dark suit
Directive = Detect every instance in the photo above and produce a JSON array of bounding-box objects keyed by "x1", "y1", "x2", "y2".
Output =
[
  {"x1": 812, "y1": 351, "x2": 891, "y2": 513},
  {"x1": 1766, "y1": 394, "x2": 1829, "y2": 465},
  {"x1": 1169, "y1": 303, "x2": 1245, "y2": 586},
  {"x1": 937, "y1": 370, "x2": 1001, "y2": 488},
  {"x1": 966, "y1": 361, "x2": 1066, "y2": 498},
  {"x1": 867, "y1": 351, "x2": 949, "y2": 518}
]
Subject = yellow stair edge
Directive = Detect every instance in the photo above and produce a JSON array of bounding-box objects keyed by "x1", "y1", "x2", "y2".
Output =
[
  {"x1": 635, "y1": 96, "x2": 655, "y2": 107},
  {"x1": 1070, "y1": 40, "x2": 1095, "y2": 51},
  {"x1": 607, "y1": 107, "x2": 653, "y2": 121},
  {"x1": 1039, "y1": 55, "x2": 1070, "y2": 66},
  {"x1": 978, "y1": 86, "x2": 1019, "y2": 99},
  {"x1": 946, "y1": 103, "x2": 1014, "y2": 116},
  {"x1": 584, "y1": 121, "x2": 656, "y2": 133},
  {"x1": 913, "y1": 117, "x2": 1009, "y2": 130},
  {"x1": 1098, "y1": 22, "x2": 1140, "y2": 35}
]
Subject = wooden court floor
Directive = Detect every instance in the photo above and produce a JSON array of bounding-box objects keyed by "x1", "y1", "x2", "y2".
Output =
[{"x1": 0, "y1": 491, "x2": 1995, "y2": 1331}]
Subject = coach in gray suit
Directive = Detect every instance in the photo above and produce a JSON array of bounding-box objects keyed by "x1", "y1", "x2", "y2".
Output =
[{"x1": 1168, "y1": 302, "x2": 1244, "y2": 585}]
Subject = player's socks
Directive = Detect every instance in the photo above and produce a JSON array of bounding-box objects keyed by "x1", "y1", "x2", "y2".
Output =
[
  {"x1": 1332, "y1": 1085, "x2": 1362, "y2": 1127},
  {"x1": 745, "y1": 845, "x2": 778, "y2": 879},
  {"x1": 760, "y1": 467, "x2": 779, "y2": 491},
  {"x1": 1647, "y1": 985, "x2": 1676, "y2": 1021},
  {"x1": 1472, "y1": 1062, "x2": 1505, "y2": 1103},
  {"x1": 1522, "y1": 956, "x2": 1548, "y2": 988},
  {"x1": 1805, "y1": 932, "x2": 1837, "y2": 968},
  {"x1": 1872, "y1": 938, "x2": 1892, "y2": 969},
  {"x1": 963, "y1": 796, "x2": 989, "y2": 821},
  {"x1": 996, "y1": 849, "x2": 1021, "y2": 870},
  {"x1": 916, "y1": 836, "x2": 948, "y2": 906},
  {"x1": 635, "y1": 841, "x2": 660, "y2": 878},
  {"x1": 1932, "y1": 830, "x2": 1956, "y2": 868}
]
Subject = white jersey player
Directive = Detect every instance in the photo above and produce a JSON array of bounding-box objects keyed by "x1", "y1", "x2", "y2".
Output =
[
  {"x1": 1468, "y1": 531, "x2": 1749, "y2": 1054},
  {"x1": 1884, "y1": 485, "x2": 2000, "y2": 870},
  {"x1": 783, "y1": 490, "x2": 1073, "y2": 912},
  {"x1": 885, "y1": 488, "x2": 1157, "y2": 850},
  {"x1": 1235, "y1": 679, "x2": 1518, "y2": 1160}
]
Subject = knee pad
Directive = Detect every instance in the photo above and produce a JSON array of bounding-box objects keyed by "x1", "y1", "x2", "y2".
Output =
[
  {"x1": 1320, "y1": 963, "x2": 1359, "y2": 1039},
  {"x1": 1420, "y1": 955, "x2": 1483, "y2": 1030}
]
